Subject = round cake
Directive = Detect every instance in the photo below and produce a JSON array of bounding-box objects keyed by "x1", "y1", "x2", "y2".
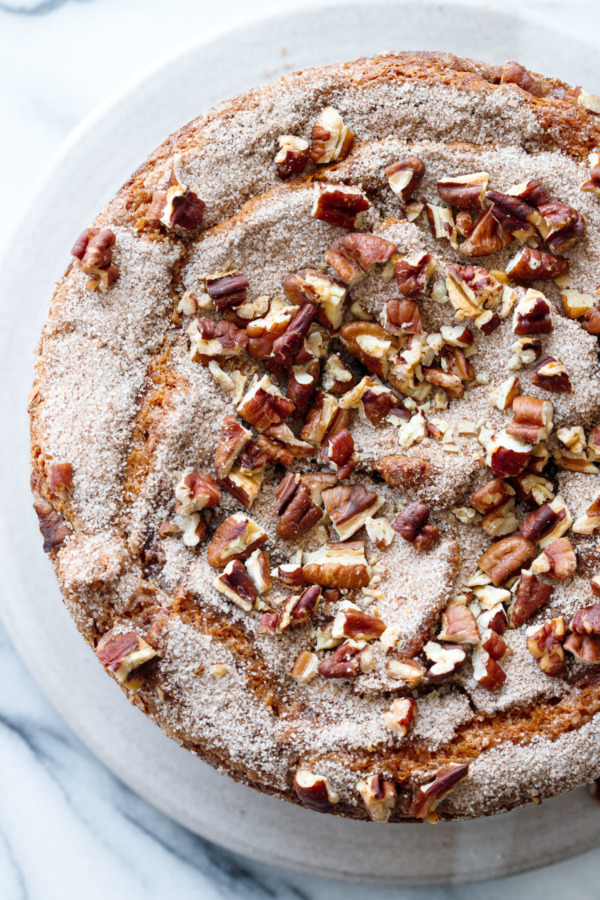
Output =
[{"x1": 30, "y1": 52, "x2": 600, "y2": 823}]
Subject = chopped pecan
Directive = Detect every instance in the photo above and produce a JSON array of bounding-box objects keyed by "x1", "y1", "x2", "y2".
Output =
[
  {"x1": 318, "y1": 639, "x2": 373, "y2": 678},
  {"x1": 564, "y1": 633, "x2": 600, "y2": 665},
  {"x1": 531, "y1": 538, "x2": 576, "y2": 580},
  {"x1": 438, "y1": 601, "x2": 480, "y2": 644},
  {"x1": 487, "y1": 432, "x2": 532, "y2": 478},
  {"x1": 175, "y1": 471, "x2": 220, "y2": 516},
  {"x1": 188, "y1": 317, "x2": 248, "y2": 363},
  {"x1": 426, "y1": 204, "x2": 458, "y2": 248},
  {"x1": 245, "y1": 548, "x2": 272, "y2": 594},
  {"x1": 322, "y1": 428, "x2": 358, "y2": 479},
  {"x1": 570, "y1": 603, "x2": 600, "y2": 636},
  {"x1": 507, "y1": 395, "x2": 554, "y2": 444},
  {"x1": 509, "y1": 570, "x2": 554, "y2": 628},
  {"x1": 322, "y1": 484, "x2": 384, "y2": 540},
  {"x1": 382, "y1": 697, "x2": 417, "y2": 736},
  {"x1": 283, "y1": 269, "x2": 347, "y2": 331},
  {"x1": 206, "y1": 273, "x2": 249, "y2": 311},
  {"x1": 455, "y1": 210, "x2": 474, "y2": 238},
  {"x1": 509, "y1": 473, "x2": 553, "y2": 506},
  {"x1": 322, "y1": 354, "x2": 356, "y2": 394},
  {"x1": 486, "y1": 189, "x2": 540, "y2": 244},
  {"x1": 237, "y1": 375, "x2": 295, "y2": 431},
  {"x1": 325, "y1": 233, "x2": 396, "y2": 285},
  {"x1": 271, "y1": 304, "x2": 317, "y2": 367},
  {"x1": 300, "y1": 391, "x2": 341, "y2": 447},
  {"x1": 274, "y1": 473, "x2": 323, "y2": 540},
  {"x1": 356, "y1": 775, "x2": 397, "y2": 823},
  {"x1": 478, "y1": 534, "x2": 536, "y2": 585},
  {"x1": 385, "y1": 156, "x2": 425, "y2": 203},
  {"x1": 488, "y1": 376, "x2": 520, "y2": 411},
  {"x1": 214, "y1": 417, "x2": 252, "y2": 479},
  {"x1": 526, "y1": 617, "x2": 565, "y2": 676},
  {"x1": 206, "y1": 513, "x2": 268, "y2": 568},
  {"x1": 437, "y1": 172, "x2": 488, "y2": 209},
  {"x1": 395, "y1": 252, "x2": 435, "y2": 299},
  {"x1": 559, "y1": 289, "x2": 596, "y2": 319},
  {"x1": 385, "y1": 298, "x2": 422, "y2": 336},
  {"x1": 445, "y1": 264, "x2": 503, "y2": 319},
  {"x1": 33, "y1": 500, "x2": 70, "y2": 552},
  {"x1": 361, "y1": 386, "x2": 398, "y2": 426},
  {"x1": 424, "y1": 641, "x2": 467, "y2": 680},
  {"x1": 538, "y1": 202, "x2": 586, "y2": 253},
  {"x1": 311, "y1": 183, "x2": 370, "y2": 229},
  {"x1": 291, "y1": 650, "x2": 320, "y2": 683},
  {"x1": 460, "y1": 208, "x2": 512, "y2": 257},
  {"x1": 274, "y1": 135, "x2": 310, "y2": 177},
  {"x1": 529, "y1": 357, "x2": 572, "y2": 393},
  {"x1": 471, "y1": 478, "x2": 515, "y2": 515},
  {"x1": 500, "y1": 60, "x2": 543, "y2": 96},
  {"x1": 48, "y1": 462, "x2": 73, "y2": 496},
  {"x1": 294, "y1": 770, "x2": 339, "y2": 812},
  {"x1": 220, "y1": 462, "x2": 264, "y2": 510},
  {"x1": 520, "y1": 501, "x2": 566, "y2": 544},
  {"x1": 286, "y1": 359, "x2": 320, "y2": 415},
  {"x1": 213, "y1": 559, "x2": 258, "y2": 611},
  {"x1": 339, "y1": 321, "x2": 396, "y2": 379},
  {"x1": 375, "y1": 455, "x2": 430, "y2": 491},
  {"x1": 440, "y1": 325, "x2": 474, "y2": 348},
  {"x1": 299, "y1": 472, "x2": 338, "y2": 504},
  {"x1": 96, "y1": 630, "x2": 157, "y2": 686},
  {"x1": 506, "y1": 247, "x2": 568, "y2": 284},
  {"x1": 365, "y1": 516, "x2": 395, "y2": 549},
  {"x1": 302, "y1": 540, "x2": 371, "y2": 589},
  {"x1": 581, "y1": 152, "x2": 600, "y2": 197},
  {"x1": 513, "y1": 290, "x2": 553, "y2": 335},
  {"x1": 332, "y1": 604, "x2": 386, "y2": 641},
  {"x1": 584, "y1": 307, "x2": 600, "y2": 335},
  {"x1": 391, "y1": 501, "x2": 440, "y2": 551},
  {"x1": 422, "y1": 366, "x2": 464, "y2": 400},
  {"x1": 472, "y1": 644, "x2": 507, "y2": 691},
  {"x1": 310, "y1": 107, "x2": 354, "y2": 164},
  {"x1": 386, "y1": 658, "x2": 426, "y2": 686},
  {"x1": 506, "y1": 178, "x2": 551, "y2": 206},
  {"x1": 279, "y1": 585, "x2": 322, "y2": 630},
  {"x1": 409, "y1": 764, "x2": 469, "y2": 821},
  {"x1": 72, "y1": 227, "x2": 119, "y2": 291}
]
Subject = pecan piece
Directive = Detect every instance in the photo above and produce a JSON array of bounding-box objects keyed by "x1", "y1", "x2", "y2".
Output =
[
  {"x1": 325, "y1": 233, "x2": 396, "y2": 286},
  {"x1": 529, "y1": 357, "x2": 572, "y2": 393},
  {"x1": 394, "y1": 252, "x2": 435, "y2": 299},
  {"x1": 310, "y1": 107, "x2": 354, "y2": 164},
  {"x1": 279, "y1": 585, "x2": 322, "y2": 630},
  {"x1": 311, "y1": 183, "x2": 370, "y2": 229},
  {"x1": 584, "y1": 307, "x2": 600, "y2": 335},
  {"x1": 273, "y1": 473, "x2": 323, "y2": 540},
  {"x1": 513, "y1": 290, "x2": 553, "y2": 335},
  {"x1": 302, "y1": 540, "x2": 371, "y2": 589},
  {"x1": 391, "y1": 501, "x2": 440, "y2": 551},
  {"x1": 472, "y1": 478, "x2": 516, "y2": 514},
  {"x1": 437, "y1": 172, "x2": 488, "y2": 210},
  {"x1": 426, "y1": 204, "x2": 458, "y2": 248},
  {"x1": 538, "y1": 202, "x2": 586, "y2": 253},
  {"x1": 318, "y1": 639, "x2": 373, "y2": 678},
  {"x1": 526, "y1": 617, "x2": 565, "y2": 675},
  {"x1": 339, "y1": 321, "x2": 396, "y2": 379},
  {"x1": 560, "y1": 289, "x2": 596, "y2": 319},
  {"x1": 237, "y1": 375, "x2": 295, "y2": 431},
  {"x1": 382, "y1": 698, "x2": 417, "y2": 736},
  {"x1": 581, "y1": 152, "x2": 600, "y2": 198},
  {"x1": 175, "y1": 470, "x2": 220, "y2": 516},
  {"x1": 294, "y1": 770, "x2": 339, "y2": 812},
  {"x1": 96, "y1": 630, "x2": 157, "y2": 687},
  {"x1": 283, "y1": 269, "x2": 347, "y2": 330},
  {"x1": 33, "y1": 500, "x2": 70, "y2": 552},
  {"x1": 386, "y1": 658, "x2": 426, "y2": 686},
  {"x1": 531, "y1": 538, "x2": 576, "y2": 580},
  {"x1": 570, "y1": 603, "x2": 600, "y2": 636},
  {"x1": 287, "y1": 359, "x2": 320, "y2": 415},
  {"x1": 322, "y1": 484, "x2": 384, "y2": 541},
  {"x1": 72, "y1": 227, "x2": 119, "y2": 291},
  {"x1": 375, "y1": 455, "x2": 430, "y2": 492},
  {"x1": 500, "y1": 61, "x2": 543, "y2": 96},
  {"x1": 506, "y1": 395, "x2": 554, "y2": 444},
  {"x1": 291, "y1": 650, "x2": 320, "y2": 682},
  {"x1": 188, "y1": 317, "x2": 248, "y2": 364},
  {"x1": 520, "y1": 501, "x2": 566, "y2": 544},
  {"x1": 509, "y1": 570, "x2": 554, "y2": 628},
  {"x1": 424, "y1": 642, "x2": 467, "y2": 680},
  {"x1": 322, "y1": 354, "x2": 356, "y2": 395},
  {"x1": 49, "y1": 462, "x2": 73, "y2": 494},
  {"x1": 460, "y1": 208, "x2": 512, "y2": 257},
  {"x1": 206, "y1": 273, "x2": 249, "y2": 311},
  {"x1": 487, "y1": 432, "x2": 532, "y2": 478},
  {"x1": 478, "y1": 534, "x2": 536, "y2": 585},
  {"x1": 385, "y1": 298, "x2": 422, "y2": 335},
  {"x1": 564, "y1": 633, "x2": 600, "y2": 665},
  {"x1": 207, "y1": 513, "x2": 268, "y2": 568},
  {"x1": 274, "y1": 135, "x2": 310, "y2": 177},
  {"x1": 300, "y1": 391, "x2": 342, "y2": 447},
  {"x1": 438, "y1": 601, "x2": 480, "y2": 644},
  {"x1": 357, "y1": 775, "x2": 397, "y2": 823},
  {"x1": 472, "y1": 644, "x2": 507, "y2": 691},
  {"x1": 322, "y1": 428, "x2": 358, "y2": 479},
  {"x1": 409, "y1": 765, "x2": 469, "y2": 821},
  {"x1": 486, "y1": 190, "x2": 540, "y2": 244},
  {"x1": 505, "y1": 247, "x2": 568, "y2": 284},
  {"x1": 271, "y1": 303, "x2": 317, "y2": 368},
  {"x1": 213, "y1": 559, "x2": 258, "y2": 611},
  {"x1": 385, "y1": 156, "x2": 425, "y2": 203}
]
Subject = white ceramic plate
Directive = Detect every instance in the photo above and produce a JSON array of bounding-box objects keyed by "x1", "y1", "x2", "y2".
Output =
[{"x1": 2, "y1": 0, "x2": 600, "y2": 884}]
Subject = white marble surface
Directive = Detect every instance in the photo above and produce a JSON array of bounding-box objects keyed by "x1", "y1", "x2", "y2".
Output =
[{"x1": 2, "y1": 0, "x2": 600, "y2": 897}]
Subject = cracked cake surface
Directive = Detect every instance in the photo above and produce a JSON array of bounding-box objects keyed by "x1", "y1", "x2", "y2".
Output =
[{"x1": 29, "y1": 51, "x2": 600, "y2": 822}]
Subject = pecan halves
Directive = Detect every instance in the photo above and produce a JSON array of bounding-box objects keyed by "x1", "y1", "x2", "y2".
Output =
[
  {"x1": 437, "y1": 172, "x2": 488, "y2": 210},
  {"x1": 375, "y1": 455, "x2": 430, "y2": 494},
  {"x1": 274, "y1": 473, "x2": 323, "y2": 540},
  {"x1": 302, "y1": 540, "x2": 371, "y2": 589},
  {"x1": 391, "y1": 501, "x2": 440, "y2": 551},
  {"x1": 478, "y1": 534, "x2": 536, "y2": 586},
  {"x1": 506, "y1": 248, "x2": 568, "y2": 284},
  {"x1": 206, "y1": 273, "x2": 249, "y2": 311}
]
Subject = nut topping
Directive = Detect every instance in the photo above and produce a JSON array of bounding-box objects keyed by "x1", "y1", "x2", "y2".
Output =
[
  {"x1": 395, "y1": 252, "x2": 435, "y2": 299},
  {"x1": 486, "y1": 190, "x2": 541, "y2": 244},
  {"x1": 426, "y1": 204, "x2": 458, "y2": 249},
  {"x1": 472, "y1": 643, "x2": 507, "y2": 691},
  {"x1": 206, "y1": 273, "x2": 249, "y2": 311},
  {"x1": 325, "y1": 233, "x2": 396, "y2": 285},
  {"x1": 391, "y1": 502, "x2": 440, "y2": 552},
  {"x1": 375, "y1": 455, "x2": 430, "y2": 491},
  {"x1": 33, "y1": 500, "x2": 70, "y2": 552},
  {"x1": 506, "y1": 395, "x2": 554, "y2": 444},
  {"x1": 382, "y1": 697, "x2": 417, "y2": 736},
  {"x1": 531, "y1": 538, "x2": 576, "y2": 580},
  {"x1": 310, "y1": 107, "x2": 355, "y2": 164},
  {"x1": 294, "y1": 770, "x2": 339, "y2": 812},
  {"x1": 96, "y1": 630, "x2": 157, "y2": 688},
  {"x1": 386, "y1": 658, "x2": 426, "y2": 686},
  {"x1": 237, "y1": 375, "x2": 295, "y2": 431},
  {"x1": 437, "y1": 172, "x2": 489, "y2": 210},
  {"x1": 322, "y1": 428, "x2": 358, "y2": 479},
  {"x1": 339, "y1": 321, "x2": 396, "y2": 379},
  {"x1": 331, "y1": 604, "x2": 386, "y2": 641},
  {"x1": 581, "y1": 152, "x2": 600, "y2": 198},
  {"x1": 505, "y1": 247, "x2": 568, "y2": 284},
  {"x1": 279, "y1": 585, "x2": 322, "y2": 630},
  {"x1": 529, "y1": 357, "x2": 572, "y2": 393},
  {"x1": 487, "y1": 432, "x2": 532, "y2": 478},
  {"x1": 175, "y1": 470, "x2": 221, "y2": 516},
  {"x1": 500, "y1": 61, "x2": 543, "y2": 96},
  {"x1": 318, "y1": 639, "x2": 373, "y2": 678},
  {"x1": 323, "y1": 484, "x2": 384, "y2": 541},
  {"x1": 570, "y1": 603, "x2": 600, "y2": 636},
  {"x1": 460, "y1": 208, "x2": 512, "y2": 257},
  {"x1": 291, "y1": 650, "x2": 320, "y2": 683},
  {"x1": 356, "y1": 775, "x2": 397, "y2": 823},
  {"x1": 300, "y1": 391, "x2": 341, "y2": 447},
  {"x1": 207, "y1": 513, "x2": 268, "y2": 568},
  {"x1": 188, "y1": 317, "x2": 248, "y2": 363},
  {"x1": 274, "y1": 473, "x2": 323, "y2": 540},
  {"x1": 526, "y1": 617, "x2": 566, "y2": 676},
  {"x1": 283, "y1": 270, "x2": 347, "y2": 330},
  {"x1": 274, "y1": 135, "x2": 310, "y2": 177},
  {"x1": 538, "y1": 202, "x2": 586, "y2": 253},
  {"x1": 564, "y1": 633, "x2": 600, "y2": 665},
  {"x1": 303, "y1": 540, "x2": 371, "y2": 589},
  {"x1": 409, "y1": 764, "x2": 470, "y2": 821},
  {"x1": 478, "y1": 534, "x2": 536, "y2": 585},
  {"x1": 148, "y1": 170, "x2": 205, "y2": 231},
  {"x1": 311, "y1": 183, "x2": 370, "y2": 229},
  {"x1": 509, "y1": 570, "x2": 554, "y2": 628},
  {"x1": 245, "y1": 548, "x2": 272, "y2": 594},
  {"x1": 513, "y1": 290, "x2": 553, "y2": 335},
  {"x1": 424, "y1": 641, "x2": 467, "y2": 679},
  {"x1": 365, "y1": 515, "x2": 395, "y2": 550},
  {"x1": 213, "y1": 559, "x2": 258, "y2": 611},
  {"x1": 72, "y1": 227, "x2": 119, "y2": 291},
  {"x1": 385, "y1": 156, "x2": 425, "y2": 203},
  {"x1": 560, "y1": 289, "x2": 596, "y2": 319},
  {"x1": 438, "y1": 601, "x2": 480, "y2": 645}
]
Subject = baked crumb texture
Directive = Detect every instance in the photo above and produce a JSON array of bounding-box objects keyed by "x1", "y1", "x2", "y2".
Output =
[{"x1": 30, "y1": 52, "x2": 600, "y2": 823}]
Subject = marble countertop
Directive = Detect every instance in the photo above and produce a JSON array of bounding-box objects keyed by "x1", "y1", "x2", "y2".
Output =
[{"x1": 2, "y1": 0, "x2": 600, "y2": 897}]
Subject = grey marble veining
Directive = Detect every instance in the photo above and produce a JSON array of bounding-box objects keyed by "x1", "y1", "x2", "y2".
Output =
[{"x1": 2, "y1": 1, "x2": 600, "y2": 897}]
